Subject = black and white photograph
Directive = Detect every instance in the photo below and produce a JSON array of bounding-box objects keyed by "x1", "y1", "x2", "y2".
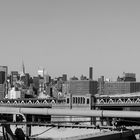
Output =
[{"x1": 0, "y1": 0, "x2": 140, "y2": 139}]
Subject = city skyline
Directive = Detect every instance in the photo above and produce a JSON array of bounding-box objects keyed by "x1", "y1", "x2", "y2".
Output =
[{"x1": 1, "y1": 0, "x2": 140, "y2": 80}]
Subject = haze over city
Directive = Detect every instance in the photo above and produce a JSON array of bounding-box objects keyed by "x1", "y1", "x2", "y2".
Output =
[{"x1": 0, "y1": 0, "x2": 140, "y2": 80}]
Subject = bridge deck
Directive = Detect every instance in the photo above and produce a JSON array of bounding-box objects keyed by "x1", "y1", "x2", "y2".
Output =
[{"x1": 0, "y1": 125, "x2": 139, "y2": 140}]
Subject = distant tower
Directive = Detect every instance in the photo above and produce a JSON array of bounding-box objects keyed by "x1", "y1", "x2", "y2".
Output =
[
  {"x1": 62, "y1": 74, "x2": 67, "y2": 82},
  {"x1": 22, "y1": 61, "x2": 25, "y2": 74},
  {"x1": 38, "y1": 68, "x2": 44, "y2": 78},
  {"x1": 20, "y1": 61, "x2": 25, "y2": 79},
  {"x1": 89, "y1": 67, "x2": 93, "y2": 80}
]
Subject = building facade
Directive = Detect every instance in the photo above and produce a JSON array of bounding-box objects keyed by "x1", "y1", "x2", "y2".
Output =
[
  {"x1": 65, "y1": 80, "x2": 98, "y2": 96},
  {"x1": 10, "y1": 71, "x2": 19, "y2": 86},
  {"x1": 0, "y1": 66, "x2": 8, "y2": 99},
  {"x1": 103, "y1": 81, "x2": 140, "y2": 95}
]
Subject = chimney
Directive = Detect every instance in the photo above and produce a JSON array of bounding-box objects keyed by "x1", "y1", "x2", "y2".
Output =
[{"x1": 89, "y1": 67, "x2": 93, "y2": 80}]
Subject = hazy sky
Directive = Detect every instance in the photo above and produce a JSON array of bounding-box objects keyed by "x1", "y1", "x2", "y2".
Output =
[{"x1": 1, "y1": 0, "x2": 140, "y2": 80}]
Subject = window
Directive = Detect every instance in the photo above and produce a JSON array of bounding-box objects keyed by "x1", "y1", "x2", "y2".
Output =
[
  {"x1": 78, "y1": 97, "x2": 80, "y2": 104},
  {"x1": 76, "y1": 97, "x2": 77, "y2": 104},
  {"x1": 81, "y1": 97, "x2": 83, "y2": 104},
  {"x1": 67, "y1": 98, "x2": 69, "y2": 104},
  {"x1": 87, "y1": 98, "x2": 89, "y2": 104},
  {"x1": 83, "y1": 97, "x2": 85, "y2": 104},
  {"x1": 73, "y1": 97, "x2": 75, "y2": 104}
]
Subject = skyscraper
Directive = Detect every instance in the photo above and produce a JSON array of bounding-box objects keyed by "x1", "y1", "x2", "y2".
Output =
[
  {"x1": 62, "y1": 74, "x2": 67, "y2": 82},
  {"x1": 38, "y1": 69, "x2": 44, "y2": 78},
  {"x1": 22, "y1": 61, "x2": 25, "y2": 74},
  {"x1": 11, "y1": 71, "x2": 19, "y2": 86},
  {"x1": 68, "y1": 80, "x2": 98, "y2": 95},
  {"x1": 89, "y1": 67, "x2": 93, "y2": 80},
  {"x1": 0, "y1": 66, "x2": 8, "y2": 99},
  {"x1": 20, "y1": 61, "x2": 26, "y2": 78}
]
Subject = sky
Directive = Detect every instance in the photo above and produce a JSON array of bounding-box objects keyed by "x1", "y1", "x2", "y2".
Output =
[{"x1": 0, "y1": 0, "x2": 140, "y2": 80}]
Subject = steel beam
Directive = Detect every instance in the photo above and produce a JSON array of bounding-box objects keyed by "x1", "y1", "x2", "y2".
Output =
[{"x1": 0, "y1": 107, "x2": 140, "y2": 118}]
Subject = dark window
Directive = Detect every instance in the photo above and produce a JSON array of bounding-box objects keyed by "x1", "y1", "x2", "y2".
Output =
[
  {"x1": 78, "y1": 97, "x2": 80, "y2": 104},
  {"x1": 50, "y1": 88, "x2": 53, "y2": 97},
  {"x1": 87, "y1": 98, "x2": 89, "y2": 104},
  {"x1": 73, "y1": 97, "x2": 75, "y2": 104},
  {"x1": 67, "y1": 98, "x2": 69, "y2": 104},
  {"x1": 81, "y1": 97, "x2": 82, "y2": 104},
  {"x1": 76, "y1": 97, "x2": 77, "y2": 104},
  {"x1": 83, "y1": 97, "x2": 85, "y2": 104}
]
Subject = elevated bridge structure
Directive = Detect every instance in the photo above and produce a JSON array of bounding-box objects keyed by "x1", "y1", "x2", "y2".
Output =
[
  {"x1": 0, "y1": 107, "x2": 140, "y2": 139},
  {"x1": 95, "y1": 93, "x2": 140, "y2": 107},
  {"x1": 1, "y1": 93, "x2": 140, "y2": 109},
  {"x1": 0, "y1": 106, "x2": 140, "y2": 139},
  {"x1": 0, "y1": 98, "x2": 54, "y2": 108}
]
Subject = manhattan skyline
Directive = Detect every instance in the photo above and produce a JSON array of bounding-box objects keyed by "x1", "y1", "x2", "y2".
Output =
[{"x1": 1, "y1": 0, "x2": 140, "y2": 80}]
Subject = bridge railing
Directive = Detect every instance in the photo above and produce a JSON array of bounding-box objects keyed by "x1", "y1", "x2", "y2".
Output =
[{"x1": 96, "y1": 96, "x2": 140, "y2": 106}]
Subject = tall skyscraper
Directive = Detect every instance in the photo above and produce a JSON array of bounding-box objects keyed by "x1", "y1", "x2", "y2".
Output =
[
  {"x1": 25, "y1": 73, "x2": 30, "y2": 87},
  {"x1": 0, "y1": 66, "x2": 8, "y2": 99},
  {"x1": 22, "y1": 61, "x2": 25, "y2": 74},
  {"x1": 11, "y1": 71, "x2": 19, "y2": 86},
  {"x1": 20, "y1": 61, "x2": 26, "y2": 79},
  {"x1": 33, "y1": 76, "x2": 40, "y2": 92},
  {"x1": 89, "y1": 67, "x2": 93, "y2": 80}
]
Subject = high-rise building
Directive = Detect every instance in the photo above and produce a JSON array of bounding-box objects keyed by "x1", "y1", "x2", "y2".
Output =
[
  {"x1": 62, "y1": 74, "x2": 67, "y2": 82},
  {"x1": 103, "y1": 81, "x2": 140, "y2": 95},
  {"x1": 20, "y1": 61, "x2": 25, "y2": 78},
  {"x1": 39, "y1": 78, "x2": 45, "y2": 92},
  {"x1": 89, "y1": 67, "x2": 93, "y2": 80},
  {"x1": 22, "y1": 61, "x2": 25, "y2": 74},
  {"x1": 68, "y1": 80, "x2": 98, "y2": 95},
  {"x1": 98, "y1": 76, "x2": 104, "y2": 94},
  {"x1": 10, "y1": 71, "x2": 19, "y2": 86},
  {"x1": 33, "y1": 76, "x2": 39, "y2": 94},
  {"x1": 25, "y1": 73, "x2": 30, "y2": 87},
  {"x1": 0, "y1": 66, "x2": 8, "y2": 99},
  {"x1": 123, "y1": 73, "x2": 136, "y2": 81},
  {"x1": 38, "y1": 69, "x2": 44, "y2": 78},
  {"x1": 98, "y1": 73, "x2": 140, "y2": 95},
  {"x1": 44, "y1": 74, "x2": 51, "y2": 84},
  {"x1": 117, "y1": 73, "x2": 136, "y2": 82}
]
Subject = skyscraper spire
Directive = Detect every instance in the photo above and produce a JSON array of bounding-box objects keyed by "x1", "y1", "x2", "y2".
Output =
[
  {"x1": 22, "y1": 60, "x2": 25, "y2": 74},
  {"x1": 20, "y1": 60, "x2": 25, "y2": 77}
]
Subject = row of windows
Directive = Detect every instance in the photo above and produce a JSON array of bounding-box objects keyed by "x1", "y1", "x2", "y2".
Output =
[
  {"x1": 73, "y1": 97, "x2": 85, "y2": 104},
  {"x1": 66, "y1": 97, "x2": 90, "y2": 104}
]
